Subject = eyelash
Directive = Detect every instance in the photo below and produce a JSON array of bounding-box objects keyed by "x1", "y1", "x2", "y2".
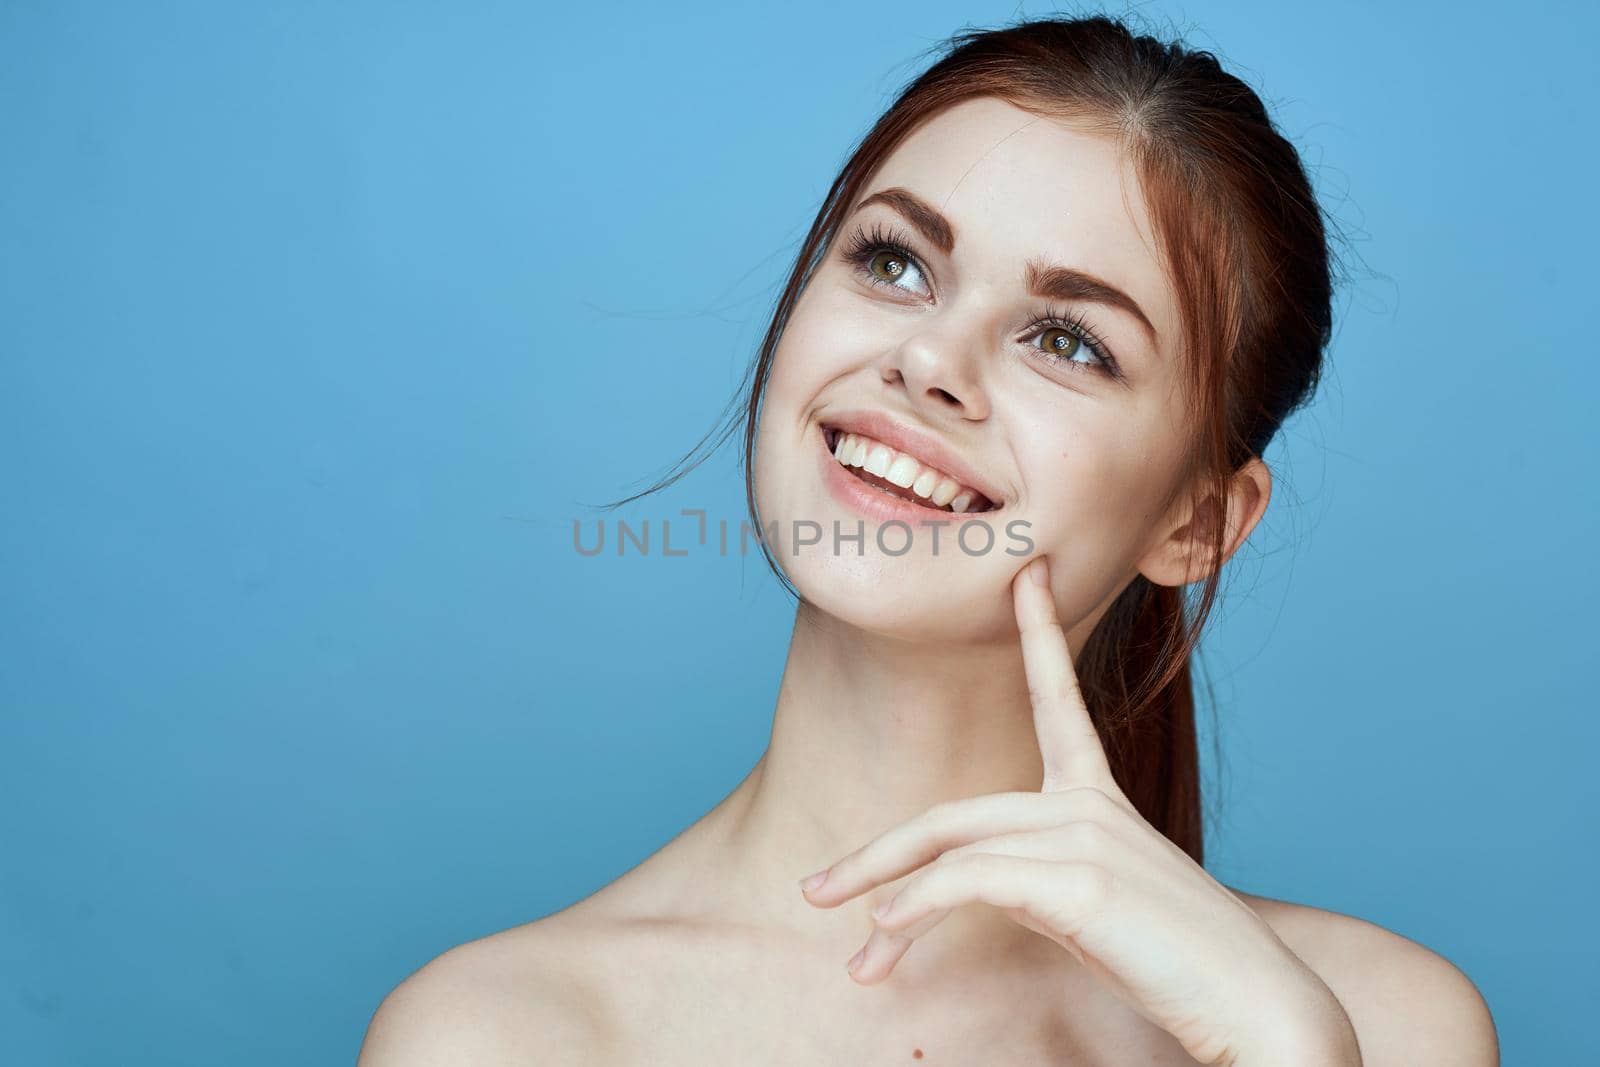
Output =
[{"x1": 837, "y1": 221, "x2": 1124, "y2": 381}]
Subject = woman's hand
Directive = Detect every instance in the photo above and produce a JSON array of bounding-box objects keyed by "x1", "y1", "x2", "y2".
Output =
[{"x1": 796, "y1": 556, "x2": 1363, "y2": 1067}]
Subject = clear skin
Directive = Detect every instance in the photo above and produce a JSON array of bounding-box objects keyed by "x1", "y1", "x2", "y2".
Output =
[
  {"x1": 358, "y1": 97, "x2": 1500, "y2": 1067},
  {"x1": 755, "y1": 101, "x2": 1237, "y2": 651}
]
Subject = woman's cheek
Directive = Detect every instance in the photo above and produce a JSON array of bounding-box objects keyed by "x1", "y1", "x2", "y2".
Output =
[{"x1": 1020, "y1": 451, "x2": 1153, "y2": 596}]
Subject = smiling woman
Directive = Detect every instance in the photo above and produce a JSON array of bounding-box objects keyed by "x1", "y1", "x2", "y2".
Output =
[{"x1": 361, "y1": 13, "x2": 1497, "y2": 1066}]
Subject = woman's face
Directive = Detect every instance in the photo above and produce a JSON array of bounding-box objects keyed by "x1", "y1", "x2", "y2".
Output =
[{"x1": 754, "y1": 96, "x2": 1212, "y2": 644}]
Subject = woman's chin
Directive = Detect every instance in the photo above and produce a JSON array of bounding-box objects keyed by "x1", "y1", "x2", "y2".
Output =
[{"x1": 784, "y1": 551, "x2": 1014, "y2": 643}]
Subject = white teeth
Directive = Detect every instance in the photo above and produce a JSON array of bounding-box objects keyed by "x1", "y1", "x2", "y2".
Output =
[
  {"x1": 885, "y1": 455, "x2": 919, "y2": 488},
  {"x1": 863, "y1": 444, "x2": 892, "y2": 478},
  {"x1": 825, "y1": 426, "x2": 991, "y2": 512}
]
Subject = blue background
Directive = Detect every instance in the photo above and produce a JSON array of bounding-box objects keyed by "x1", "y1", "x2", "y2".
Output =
[{"x1": 3, "y1": 1, "x2": 1594, "y2": 1063}]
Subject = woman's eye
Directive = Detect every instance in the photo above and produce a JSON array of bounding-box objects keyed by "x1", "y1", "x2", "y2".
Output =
[
  {"x1": 861, "y1": 249, "x2": 928, "y2": 295},
  {"x1": 1038, "y1": 327, "x2": 1083, "y2": 360},
  {"x1": 1029, "y1": 325, "x2": 1114, "y2": 376}
]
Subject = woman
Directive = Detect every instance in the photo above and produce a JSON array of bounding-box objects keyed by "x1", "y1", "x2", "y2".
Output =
[{"x1": 361, "y1": 14, "x2": 1497, "y2": 1065}]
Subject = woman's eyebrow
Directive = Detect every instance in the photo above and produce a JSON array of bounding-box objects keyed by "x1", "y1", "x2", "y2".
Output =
[
  {"x1": 852, "y1": 187, "x2": 955, "y2": 255},
  {"x1": 1026, "y1": 260, "x2": 1159, "y2": 347},
  {"x1": 849, "y1": 185, "x2": 1159, "y2": 348}
]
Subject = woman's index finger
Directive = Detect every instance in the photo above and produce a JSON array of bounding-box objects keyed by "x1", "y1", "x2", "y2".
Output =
[{"x1": 1011, "y1": 558, "x2": 1115, "y2": 793}]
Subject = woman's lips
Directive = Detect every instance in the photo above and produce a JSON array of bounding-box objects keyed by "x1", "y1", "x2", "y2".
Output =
[
  {"x1": 818, "y1": 408, "x2": 1004, "y2": 507},
  {"x1": 817, "y1": 421, "x2": 1002, "y2": 525}
]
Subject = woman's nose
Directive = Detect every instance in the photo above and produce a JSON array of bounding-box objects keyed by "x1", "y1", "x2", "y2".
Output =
[{"x1": 878, "y1": 329, "x2": 993, "y2": 421}]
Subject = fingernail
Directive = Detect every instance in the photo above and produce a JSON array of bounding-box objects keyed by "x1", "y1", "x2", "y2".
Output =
[
  {"x1": 846, "y1": 947, "x2": 866, "y2": 973},
  {"x1": 799, "y1": 868, "x2": 829, "y2": 892},
  {"x1": 1030, "y1": 558, "x2": 1049, "y2": 586}
]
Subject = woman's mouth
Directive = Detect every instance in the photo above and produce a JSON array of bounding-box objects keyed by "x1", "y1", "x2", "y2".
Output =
[{"x1": 821, "y1": 425, "x2": 999, "y2": 514}]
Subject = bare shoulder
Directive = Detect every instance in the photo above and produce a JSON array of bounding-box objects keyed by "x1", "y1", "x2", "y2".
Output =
[
  {"x1": 356, "y1": 909, "x2": 620, "y2": 1066},
  {"x1": 1229, "y1": 887, "x2": 1500, "y2": 1067}
]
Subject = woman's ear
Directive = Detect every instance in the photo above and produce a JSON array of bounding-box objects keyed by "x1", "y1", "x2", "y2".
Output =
[{"x1": 1136, "y1": 456, "x2": 1273, "y2": 588}]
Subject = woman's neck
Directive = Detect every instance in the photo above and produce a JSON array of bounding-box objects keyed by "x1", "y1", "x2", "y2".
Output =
[
  {"x1": 742, "y1": 600, "x2": 1049, "y2": 851},
  {"x1": 697, "y1": 598, "x2": 1099, "y2": 969}
]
